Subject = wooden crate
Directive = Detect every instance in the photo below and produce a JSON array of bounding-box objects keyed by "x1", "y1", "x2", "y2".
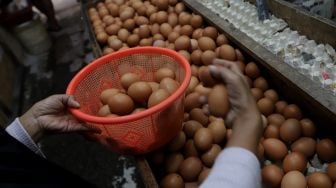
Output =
[{"x1": 81, "y1": 0, "x2": 336, "y2": 186}]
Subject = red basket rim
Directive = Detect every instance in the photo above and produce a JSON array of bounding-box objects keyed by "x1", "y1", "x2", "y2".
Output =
[{"x1": 66, "y1": 47, "x2": 191, "y2": 124}]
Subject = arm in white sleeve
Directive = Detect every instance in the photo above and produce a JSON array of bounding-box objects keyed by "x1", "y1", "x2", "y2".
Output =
[
  {"x1": 201, "y1": 147, "x2": 261, "y2": 188},
  {"x1": 5, "y1": 118, "x2": 46, "y2": 158}
]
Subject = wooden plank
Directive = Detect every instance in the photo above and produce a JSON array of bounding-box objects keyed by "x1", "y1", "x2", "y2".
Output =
[
  {"x1": 247, "y1": 0, "x2": 336, "y2": 48},
  {"x1": 136, "y1": 158, "x2": 159, "y2": 188},
  {"x1": 183, "y1": 0, "x2": 336, "y2": 134}
]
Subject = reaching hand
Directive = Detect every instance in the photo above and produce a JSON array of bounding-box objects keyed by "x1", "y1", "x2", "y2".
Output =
[
  {"x1": 209, "y1": 59, "x2": 259, "y2": 127},
  {"x1": 19, "y1": 94, "x2": 100, "y2": 142},
  {"x1": 209, "y1": 59, "x2": 262, "y2": 155}
]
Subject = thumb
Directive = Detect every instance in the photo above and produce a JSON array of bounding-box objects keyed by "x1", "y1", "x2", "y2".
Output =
[{"x1": 57, "y1": 94, "x2": 80, "y2": 108}]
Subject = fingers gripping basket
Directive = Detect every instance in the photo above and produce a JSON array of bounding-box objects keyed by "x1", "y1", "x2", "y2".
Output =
[{"x1": 66, "y1": 47, "x2": 191, "y2": 154}]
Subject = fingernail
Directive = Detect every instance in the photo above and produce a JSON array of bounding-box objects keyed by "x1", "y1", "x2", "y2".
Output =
[
  {"x1": 209, "y1": 65, "x2": 216, "y2": 72},
  {"x1": 74, "y1": 101, "x2": 80, "y2": 108}
]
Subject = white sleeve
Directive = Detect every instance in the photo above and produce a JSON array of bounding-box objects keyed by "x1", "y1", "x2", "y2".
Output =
[
  {"x1": 5, "y1": 118, "x2": 46, "y2": 158},
  {"x1": 200, "y1": 147, "x2": 261, "y2": 188}
]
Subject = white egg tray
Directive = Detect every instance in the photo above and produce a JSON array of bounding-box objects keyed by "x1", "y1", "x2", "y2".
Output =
[{"x1": 197, "y1": 0, "x2": 336, "y2": 95}]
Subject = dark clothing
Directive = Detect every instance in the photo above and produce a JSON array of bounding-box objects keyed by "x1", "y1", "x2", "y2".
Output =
[{"x1": 0, "y1": 129, "x2": 95, "y2": 188}]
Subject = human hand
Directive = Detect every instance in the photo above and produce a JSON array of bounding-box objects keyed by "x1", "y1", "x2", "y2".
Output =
[
  {"x1": 209, "y1": 59, "x2": 260, "y2": 127},
  {"x1": 19, "y1": 94, "x2": 100, "y2": 142},
  {"x1": 209, "y1": 59, "x2": 262, "y2": 154}
]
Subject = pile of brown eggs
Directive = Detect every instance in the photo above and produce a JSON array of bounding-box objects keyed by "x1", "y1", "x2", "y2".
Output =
[
  {"x1": 98, "y1": 68, "x2": 179, "y2": 116},
  {"x1": 89, "y1": 0, "x2": 336, "y2": 187}
]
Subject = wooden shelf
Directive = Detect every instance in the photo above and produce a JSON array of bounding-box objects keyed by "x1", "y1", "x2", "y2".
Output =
[{"x1": 183, "y1": 0, "x2": 336, "y2": 132}]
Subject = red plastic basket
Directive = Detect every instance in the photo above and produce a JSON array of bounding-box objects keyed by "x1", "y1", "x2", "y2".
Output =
[{"x1": 66, "y1": 47, "x2": 191, "y2": 154}]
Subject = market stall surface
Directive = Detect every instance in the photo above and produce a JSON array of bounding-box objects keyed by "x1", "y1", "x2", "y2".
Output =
[{"x1": 22, "y1": 1, "x2": 144, "y2": 187}]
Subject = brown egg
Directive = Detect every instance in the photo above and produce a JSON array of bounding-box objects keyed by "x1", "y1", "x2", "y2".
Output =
[
  {"x1": 190, "y1": 39, "x2": 199, "y2": 51},
  {"x1": 198, "y1": 37, "x2": 216, "y2": 51},
  {"x1": 148, "y1": 89, "x2": 170, "y2": 107},
  {"x1": 253, "y1": 77, "x2": 269, "y2": 91},
  {"x1": 103, "y1": 47, "x2": 114, "y2": 55},
  {"x1": 174, "y1": 2, "x2": 185, "y2": 14},
  {"x1": 155, "y1": 68, "x2": 175, "y2": 82},
  {"x1": 190, "y1": 15, "x2": 203, "y2": 28},
  {"x1": 190, "y1": 108, "x2": 208, "y2": 126},
  {"x1": 280, "y1": 119, "x2": 301, "y2": 143},
  {"x1": 183, "y1": 120, "x2": 203, "y2": 138},
  {"x1": 291, "y1": 137, "x2": 316, "y2": 157},
  {"x1": 300, "y1": 118, "x2": 316, "y2": 137},
  {"x1": 202, "y1": 26, "x2": 218, "y2": 40},
  {"x1": 190, "y1": 65, "x2": 199, "y2": 77},
  {"x1": 180, "y1": 25, "x2": 193, "y2": 37},
  {"x1": 179, "y1": 157, "x2": 203, "y2": 181},
  {"x1": 184, "y1": 92, "x2": 202, "y2": 112},
  {"x1": 198, "y1": 168, "x2": 210, "y2": 185},
  {"x1": 251, "y1": 88, "x2": 264, "y2": 101},
  {"x1": 127, "y1": 81, "x2": 152, "y2": 103},
  {"x1": 307, "y1": 172, "x2": 333, "y2": 188},
  {"x1": 219, "y1": 44, "x2": 236, "y2": 61},
  {"x1": 267, "y1": 114, "x2": 286, "y2": 127},
  {"x1": 160, "y1": 173, "x2": 184, "y2": 188},
  {"x1": 316, "y1": 139, "x2": 336, "y2": 162},
  {"x1": 106, "y1": 24, "x2": 121, "y2": 35},
  {"x1": 216, "y1": 34, "x2": 228, "y2": 46},
  {"x1": 156, "y1": 0, "x2": 169, "y2": 10},
  {"x1": 136, "y1": 5, "x2": 147, "y2": 16},
  {"x1": 178, "y1": 13, "x2": 191, "y2": 25},
  {"x1": 136, "y1": 16, "x2": 149, "y2": 26},
  {"x1": 96, "y1": 32, "x2": 108, "y2": 44},
  {"x1": 264, "y1": 89, "x2": 279, "y2": 102},
  {"x1": 191, "y1": 50, "x2": 203, "y2": 65},
  {"x1": 263, "y1": 138, "x2": 288, "y2": 161},
  {"x1": 201, "y1": 50, "x2": 216, "y2": 65},
  {"x1": 208, "y1": 84, "x2": 229, "y2": 117},
  {"x1": 131, "y1": 108, "x2": 146, "y2": 114},
  {"x1": 108, "y1": 38, "x2": 123, "y2": 50},
  {"x1": 156, "y1": 11, "x2": 168, "y2": 24},
  {"x1": 257, "y1": 98, "x2": 275, "y2": 116},
  {"x1": 283, "y1": 104, "x2": 302, "y2": 119},
  {"x1": 139, "y1": 38, "x2": 153, "y2": 46},
  {"x1": 194, "y1": 128, "x2": 213, "y2": 152},
  {"x1": 175, "y1": 35, "x2": 191, "y2": 51},
  {"x1": 117, "y1": 29, "x2": 129, "y2": 42},
  {"x1": 194, "y1": 84, "x2": 212, "y2": 97},
  {"x1": 120, "y1": 10, "x2": 134, "y2": 21},
  {"x1": 168, "y1": 131, "x2": 186, "y2": 152},
  {"x1": 178, "y1": 50, "x2": 191, "y2": 62},
  {"x1": 187, "y1": 76, "x2": 199, "y2": 94},
  {"x1": 198, "y1": 66, "x2": 217, "y2": 87},
  {"x1": 160, "y1": 78, "x2": 179, "y2": 94},
  {"x1": 148, "y1": 82, "x2": 159, "y2": 92},
  {"x1": 123, "y1": 19, "x2": 136, "y2": 31},
  {"x1": 127, "y1": 34, "x2": 140, "y2": 47},
  {"x1": 201, "y1": 144, "x2": 221, "y2": 167},
  {"x1": 275, "y1": 100, "x2": 288, "y2": 114},
  {"x1": 261, "y1": 114, "x2": 268, "y2": 129},
  {"x1": 168, "y1": 13, "x2": 178, "y2": 27},
  {"x1": 283, "y1": 152, "x2": 307, "y2": 173},
  {"x1": 121, "y1": 73, "x2": 140, "y2": 90},
  {"x1": 138, "y1": 25, "x2": 150, "y2": 39},
  {"x1": 281, "y1": 171, "x2": 307, "y2": 188},
  {"x1": 264, "y1": 124, "x2": 280, "y2": 139},
  {"x1": 165, "y1": 153, "x2": 184, "y2": 173},
  {"x1": 108, "y1": 93, "x2": 134, "y2": 115},
  {"x1": 97, "y1": 105, "x2": 111, "y2": 117},
  {"x1": 173, "y1": 25, "x2": 181, "y2": 33},
  {"x1": 153, "y1": 34, "x2": 165, "y2": 41},
  {"x1": 262, "y1": 164, "x2": 284, "y2": 188},
  {"x1": 160, "y1": 23, "x2": 173, "y2": 38},
  {"x1": 146, "y1": 5, "x2": 157, "y2": 16},
  {"x1": 208, "y1": 120, "x2": 226, "y2": 144},
  {"x1": 184, "y1": 139, "x2": 199, "y2": 157},
  {"x1": 168, "y1": 32, "x2": 180, "y2": 43},
  {"x1": 100, "y1": 88, "x2": 120, "y2": 104},
  {"x1": 107, "y1": 4, "x2": 119, "y2": 17},
  {"x1": 192, "y1": 28, "x2": 203, "y2": 39},
  {"x1": 327, "y1": 162, "x2": 336, "y2": 182}
]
